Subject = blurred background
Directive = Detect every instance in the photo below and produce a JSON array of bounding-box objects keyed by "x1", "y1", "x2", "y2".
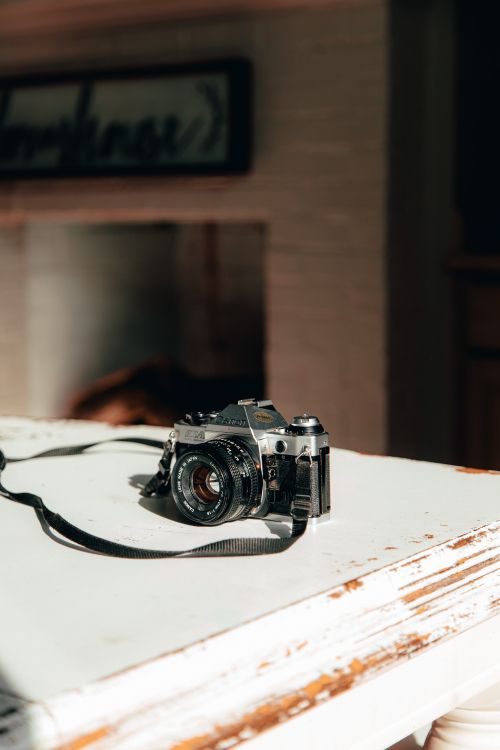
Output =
[{"x1": 0, "y1": 0, "x2": 497, "y2": 469}]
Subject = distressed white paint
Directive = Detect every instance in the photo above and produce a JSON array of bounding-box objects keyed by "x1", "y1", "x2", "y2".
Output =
[{"x1": 1, "y1": 418, "x2": 500, "y2": 749}]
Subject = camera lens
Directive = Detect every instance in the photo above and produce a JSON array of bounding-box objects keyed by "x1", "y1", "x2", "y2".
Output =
[
  {"x1": 171, "y1": 438, "x2": 260, "y2": 525},
  {"x1": 190, "y1": 466, "x2": 220, "y2": 503}
]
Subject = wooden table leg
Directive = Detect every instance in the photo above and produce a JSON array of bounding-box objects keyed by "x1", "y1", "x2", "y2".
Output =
[{"x1": 425, "y1": 683, "x2": 500, "y2": 749}]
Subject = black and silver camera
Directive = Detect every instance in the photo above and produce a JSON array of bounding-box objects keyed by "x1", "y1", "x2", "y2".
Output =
[{"x1": 146, "y1": 399, "x2": 330, "y2": 526}]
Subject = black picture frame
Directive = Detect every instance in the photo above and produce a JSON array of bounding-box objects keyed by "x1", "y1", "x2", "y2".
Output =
[{"x1": 0, "y1": 58, "x2": 252, "y2": 179}]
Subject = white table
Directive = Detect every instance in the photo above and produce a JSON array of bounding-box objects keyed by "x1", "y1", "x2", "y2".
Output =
[{"x1": 1, "y1": 417, "x2": 500, "y2": 750}]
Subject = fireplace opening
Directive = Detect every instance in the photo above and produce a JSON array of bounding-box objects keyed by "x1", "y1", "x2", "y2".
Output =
[{"x1": 26, "y1": 221, "x2": 265, "y2": 425}]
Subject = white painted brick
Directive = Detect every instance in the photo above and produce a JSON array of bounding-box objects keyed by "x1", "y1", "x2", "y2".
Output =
[
  {"x1": 0, "y1": 2, "x2": 388, "y2": 452},
  {"x1": 0, "y1": 227, "x2": 28, "y2": 414}
]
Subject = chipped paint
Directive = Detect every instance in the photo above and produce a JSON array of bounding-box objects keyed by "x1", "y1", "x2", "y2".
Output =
[
  {"x1": 2, "y1": 529, "x2": 500, "y2": 750},
  {"x1": 5, "y1": 523, "x2": 500, "y2": 750},
  {"x1": 343, "y1": 579, "x2": 363, "y2": 592},
  {"x1": 348, "y1": 658, "x2": 365, "y2": 675},
  {"x1": 3, "y1": 416, "x2": 500, "y2": 750},
  {"x1": 401, "y1": 553, "x2": 430, "y2": 568},
  {"x1": 168, "y1": 641, "x2": 430, "y2": 750},
  {"x1": 394, "y1": 633, "x2": 430, "y2": 652},
  {"x1": 402, "y1": 554, "x2": 500, "y2": 604},
  {"x1": 456, "y1": 467, "x2": 500, "y2": 475},
  {"x1": 449, "y1": 529, "x2": 490, "y2": 550},
  {"x1": 327, "y1": 578, "x2": 363, "y2": 599},
  {"x1": 56, "y1": 727, "x2": 110, "y2": 750}
]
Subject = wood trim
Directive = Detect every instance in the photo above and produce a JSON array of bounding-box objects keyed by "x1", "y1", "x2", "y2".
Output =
[
  {"x1": 447, "y1": 255, "x2": 500, "y2": 275},
  {"x1": 0, "y1": 0, "x2": 364, "y2": 39}
]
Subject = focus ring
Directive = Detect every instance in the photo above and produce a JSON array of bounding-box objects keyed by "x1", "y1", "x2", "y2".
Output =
[{"x1": 204, "y1": 439, "x2": 260, "y2": 522}]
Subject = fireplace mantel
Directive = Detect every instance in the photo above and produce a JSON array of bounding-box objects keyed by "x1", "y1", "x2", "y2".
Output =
[{"x1": 0, "y1": 0, "x2": 357, "y2": 40}]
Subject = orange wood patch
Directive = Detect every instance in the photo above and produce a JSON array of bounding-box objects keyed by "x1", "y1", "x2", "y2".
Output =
[{"x1": 57, "y1": 727, "x2": 110, "y2": 750}]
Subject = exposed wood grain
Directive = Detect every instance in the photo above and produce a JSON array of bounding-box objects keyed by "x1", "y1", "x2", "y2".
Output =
[
  {"x1": 2, "y1": 520, "x2": 500, "y2": 749},
  {"x1": 57, "y1": 727, "x2": 110, "y2": 750},
  {"x1": 2, "y1": 418, "x2": 500, "y2": 749}
]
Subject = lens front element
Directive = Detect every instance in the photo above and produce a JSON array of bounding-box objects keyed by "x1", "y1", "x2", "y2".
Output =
[
  {"x1": 191, "y1": 466, "x2": 220, "y2": 504},
  {"x1": 171, "y1": 438, "x2": 260, "y2": 525}
]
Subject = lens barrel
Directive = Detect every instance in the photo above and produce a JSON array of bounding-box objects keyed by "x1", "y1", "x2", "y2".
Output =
[{"x1": 171, "y1": 438, "x2": 260, "y2": 525}]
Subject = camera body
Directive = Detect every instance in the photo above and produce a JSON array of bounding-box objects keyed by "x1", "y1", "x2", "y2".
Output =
[{"x1": 168, "y1": 398, "x2": 330, "y2": 526}]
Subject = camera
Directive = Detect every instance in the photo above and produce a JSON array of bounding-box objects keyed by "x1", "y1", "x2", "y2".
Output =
[{"x1": 147, "y1": 399, "x2": 330, "y2": 526}]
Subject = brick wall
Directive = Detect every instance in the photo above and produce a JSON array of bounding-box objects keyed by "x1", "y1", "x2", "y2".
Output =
[
  {"x1": 0, "y1": 227, "x2": 27, "y2": 415},
  {"x1": 0, "y1": 1, "x2": 388, "y2": 452},
  {"x1": 22, "y1": 222, "x2": 264, "y2": 416}
]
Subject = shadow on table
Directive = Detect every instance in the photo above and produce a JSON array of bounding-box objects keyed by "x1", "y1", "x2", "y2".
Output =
[
  {"x1": 0, "y1": 670, "x2": 33, "y2": 749},
  {"x1": 131, "y1": 475, "x2": 197, "y2": 525},
  {"x1": 133, "y1": 473, "x2": 292, "y2": 539},
  {"x1": 387, "y1": 735, "x2": 424, "y2": 749}
]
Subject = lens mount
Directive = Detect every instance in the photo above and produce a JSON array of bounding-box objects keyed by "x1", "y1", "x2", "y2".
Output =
[{"x1": 171, "y1": 438, "x2": 260, "y2": 525}]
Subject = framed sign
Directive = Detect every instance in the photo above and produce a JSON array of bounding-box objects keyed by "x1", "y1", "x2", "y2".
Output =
[{"x1": 0, "y1": 59, "x2": 252, "y2": 178}]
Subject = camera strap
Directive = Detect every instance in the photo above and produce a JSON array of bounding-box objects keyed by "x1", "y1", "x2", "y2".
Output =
[{"x1": 0, "y1": 439, "x2": 310, "y2": 558}]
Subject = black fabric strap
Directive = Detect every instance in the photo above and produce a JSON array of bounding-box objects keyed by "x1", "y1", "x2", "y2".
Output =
[{"x1": 0, "y1": 439, "x2": 309, "y2": 558}]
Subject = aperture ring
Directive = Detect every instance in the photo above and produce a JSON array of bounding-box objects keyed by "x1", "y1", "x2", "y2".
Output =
[{"x1": 205, "y1": 439, "x2": 260, "y2": 522}]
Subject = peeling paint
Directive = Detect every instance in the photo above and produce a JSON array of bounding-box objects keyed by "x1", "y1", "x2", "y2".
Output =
[
  {"x1": 55, "y1": 727, "x2": 110, "y2": 750},
  {"x1": 348, "y1": 658, "x2": 365, "y2": 675},
  {"x1": 168, "y1": 647, "x2": 411, "y2": 750},
  {"x1": 402, "y1": 554, "x2": 500, "y2": 604},
  {"x1": 4, "y1": 525, "x2": 500, "y2": 750},
  {"x1": 343, "y1": 579, "x2": 363, "y2": 592},
  {"x1": 449, "y1": 529, "x2": 490, "y2": 550},
  {"x1": 4, "y1": 419, "x2": 500, "y2": 750},
  {"x1": 401, "y1": 554, "x2": 429, "y2": 568},
  {"x1": 400, "y1": 562, "x2": 459, "y2": 589},
  {"x1": 133, "y1": 632, "x2": 443, "y2": 750},
  {"x1": 328, "y1": 579, "x2": 364, "y2": 597},
  {"x1": 394, "y1": 633, "x2": 430, "y2": 652},
  {"x1": 456, "y1": 467, "x2": 500, "y2": 475}
]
